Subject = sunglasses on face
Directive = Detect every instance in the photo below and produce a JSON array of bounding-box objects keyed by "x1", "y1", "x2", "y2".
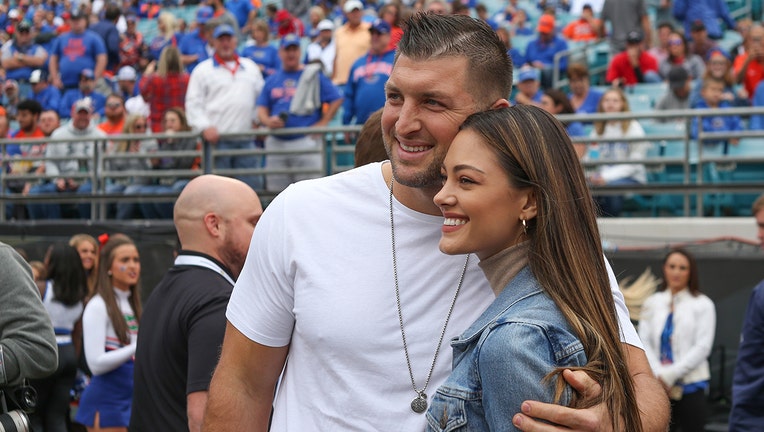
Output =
[
  {"x1": 106, "y1": 102, "x2": 122, "y2": 108},
  {"x1": 668, "y1": 39, "x2": 683, "y2": 46}
]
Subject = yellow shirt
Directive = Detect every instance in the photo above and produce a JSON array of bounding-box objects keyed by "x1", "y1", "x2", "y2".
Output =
[{"x1": 332, "y1": 22, "x2": 371, "y2": 86}]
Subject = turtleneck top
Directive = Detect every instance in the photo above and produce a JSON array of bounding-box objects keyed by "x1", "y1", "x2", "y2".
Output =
[{"x1": 477, "y1": 241, "x2": 530, "y2": 297}]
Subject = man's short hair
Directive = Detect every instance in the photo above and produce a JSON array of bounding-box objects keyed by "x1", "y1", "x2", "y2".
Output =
[
  {"x1": 17, "y1": 98, "x2": 42, "y2": 116},
  {"x1": 396, "y1": 13, "x2": 512, "y2": 106}
]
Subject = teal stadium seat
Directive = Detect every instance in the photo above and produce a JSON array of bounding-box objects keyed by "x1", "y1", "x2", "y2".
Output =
[{"x1": 715, "y1": 138, "x2": 764, "y2": 215}]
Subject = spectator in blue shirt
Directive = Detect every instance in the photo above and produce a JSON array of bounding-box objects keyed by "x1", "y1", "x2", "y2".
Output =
[
  {"x1": 343, "y1": 19, "x2": 394, "y2": 126},
  {"x1": 495, "y1": 25, "x2": 526, "y2": 68},
  {"x1": 29, "y1": 69, "x2": 61, "y2": 112},
  {"x1": 226, "y1": 0, "x2": 255, "y2": 32},
  {"x1": 673, "y1": 0, "x2": 737, "y2": 40},
  {"x1": 511, "y1": 66, "x2": 544, "y2": 106},
  {"x1": 179, "y1": 7, "x2": 215, "y2": 72},
  {"x1": 524, "y1": 14, "x2": 569, "y2": 87},
  {"x1": 59, "y1": 69, "x2": 107, "y2": 119},
  {"x1": 240, "y1": 19, "x2": 281, "y2": 79},
  {"x1": 49, "y1": 9, "x2": 107, "y2": 91},
  {"x1": 0, "y1": 20, "x2": 47, "y2": 99},
  {"x1": 540, "y1": 88, "x2": 587, "y2": 139},
  {"x1": 567, "y1": 63, "x2": 602, "y2": 115},
  {"x1": 690, "y1": 76, "x2": 742, "y2": 153},
  {"x1": 88, "y1": 3, "x2": 122, "y2": 74}
]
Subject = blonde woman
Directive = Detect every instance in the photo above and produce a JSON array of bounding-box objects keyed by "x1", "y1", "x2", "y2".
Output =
[
  {"x1": 587, "y1": 88, "x2": 652, "y2": 216},
  {"x1": 105, "y1": 114, "x2": 157, "y2": 219},
  {"x1": 139, "y1": 45, "x2": 189, "y2": 133},
  {"x1": 147, "y1": 12, "x2": 180, "y2": 63}
]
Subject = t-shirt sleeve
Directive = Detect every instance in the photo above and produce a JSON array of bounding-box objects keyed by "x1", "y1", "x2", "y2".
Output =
[
  {"x1": 605, "y1": 257, "x2": 643, "y2": 349},
  {"x1": 227, "y1": 189, "x2": 295, "y2": 347},
  {"x1": 319, "y1": 73, "x2": 342, "y2": 103}
]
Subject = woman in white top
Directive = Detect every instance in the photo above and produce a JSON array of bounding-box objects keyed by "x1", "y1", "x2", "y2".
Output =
[
  {"x1": 587, "y1": 88, "x2": 652, "y2": 216},
  {"x1": 639, "y1": 248, "x2": 715, "y2": 432},
  {"x1": 75, "y1": 235, "x2": 142, "y2": 432},
  {"x1": 31, "y1": 243, "x2": 87, "y2": 432}
]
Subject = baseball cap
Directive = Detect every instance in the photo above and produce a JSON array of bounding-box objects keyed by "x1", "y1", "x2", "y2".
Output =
[
  {"x1": 213, "y1": 24, "x2": 235, "y2": 38},
  {"x1": 117, "y1": 66, "x2": 137, "y2": 81},
  {"x1": 73, "y1": 97, "x2": 93, "y2": 113},
  {"x1": 537, "y1": 14, "x2": 555, "y2": 34},
  {"x1": 707, "y1": 46, "x2": 731, "y2": 62},
  {"x1": 196, "y1": 6, "x2": 214, "y2": 24},
  {"x1": 7, "y1": 9, "x2": 19, "y2": 19},
  {"x1": 125, "y1": 14, "x2": 138, "y2": 23},
  {"x1": 518, "y1": 66, "x2": 540, "y2": 82},
  {"x1": 275, "y1": 9, "x2": 291, "y2": 22},
  {"x1": 369, "y1": 18, "x2": 390, "y2": 34},
  {"x1": 80, "y1": 68, "x2": 95, "y2": 79},
  {"x1": 317, "y1": 19, "x2": 335, "y2": 32},
  {"x1": 691, "y1": 19, "x2": 706, "y2": 32},
  {"x1": 280, "y1": 33, "x2": 301, "y2": 49},
  {"x1": 343, "y1": 0, "x2": 363, "y2": 13},
  {"x1": 668, "y1": 66, "x2": 689, "y2": 89},
  {"x1": 16, "y1": 20, "x2": 31, "y2": 32},
  {"x1": 29, "y1": 69, "x2": 47, "y2": 84},
  {"x1": 70, "y1": 8, "x2": 86, "y2": 19},
  {"x1": 626, "y1": 30, "x2": 643, "y2": 44}
]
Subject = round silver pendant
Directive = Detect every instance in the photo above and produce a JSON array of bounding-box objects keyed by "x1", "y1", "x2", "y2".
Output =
[{"x1": 411, "y1": 393, "x2": 428, "y2": 413}]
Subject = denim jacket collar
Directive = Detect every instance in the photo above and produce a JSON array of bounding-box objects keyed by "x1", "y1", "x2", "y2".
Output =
[{"x1": 453, "y1": 266, "x2": 541, "y2": 346}]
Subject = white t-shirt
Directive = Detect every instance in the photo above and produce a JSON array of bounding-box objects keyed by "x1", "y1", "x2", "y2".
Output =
[{"x1": 228, "y1": 162, "x2": 642, "y2": 431}]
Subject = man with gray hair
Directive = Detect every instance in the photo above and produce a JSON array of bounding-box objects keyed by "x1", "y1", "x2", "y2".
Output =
[{"x1": 27, "y1": 98, "x2": 106, "y2": 219}]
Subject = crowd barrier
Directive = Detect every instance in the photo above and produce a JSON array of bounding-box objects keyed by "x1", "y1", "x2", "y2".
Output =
[{"x1": 1, "y1": 106, "x2": 764, "y2": 221}]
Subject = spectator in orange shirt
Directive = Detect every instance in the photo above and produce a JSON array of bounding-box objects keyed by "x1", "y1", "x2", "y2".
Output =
[
  {"x1": 561, "y1": 4, "x2": 602, "y2": 42},
  {"x1": 98, "y1": 94, "x2": 127, "y2": 136},
  {"x1": 734, "y1": 24, "x2": 764, "y2": 101}
]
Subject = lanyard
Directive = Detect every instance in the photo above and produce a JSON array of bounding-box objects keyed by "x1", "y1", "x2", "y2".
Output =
[
  {"x1": 214, "y1": 53, "x2": 240, "y2": 76},
  {"x1": 174, "y1": 255, "x2": 235, "y2": 286}
]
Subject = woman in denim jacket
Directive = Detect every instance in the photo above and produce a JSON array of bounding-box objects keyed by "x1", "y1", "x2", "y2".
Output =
[{"x1": 429, "y1": 106, "x2": 643, "y2": 431}]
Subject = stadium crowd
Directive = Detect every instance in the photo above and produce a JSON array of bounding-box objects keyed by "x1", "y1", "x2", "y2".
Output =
[{"x1": 0, "y1": 0, "x2": 759, "y2": 220}]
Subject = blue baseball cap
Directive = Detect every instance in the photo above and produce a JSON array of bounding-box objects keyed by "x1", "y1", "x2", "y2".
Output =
[
  {"x1": 518, "y1": 66, "x2": 540, "y2": 82},
  {"x1": 80, "y1": 68, "x2": 95, "y2": 80},
  {"x1": 213, "y1": 24, "x2": 235, "y2": 38},
  {"x1": 280, "y1": 33, "x2": 301, "y2": 49},
  {"x1": 369, "y1": 18, "x2": 390, "y2": 34},
  {"x1": 196, "y1": 6, "x2": 214, "y2": 24}
]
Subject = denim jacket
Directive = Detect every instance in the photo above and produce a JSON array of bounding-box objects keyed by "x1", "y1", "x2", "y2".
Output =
[{"x1": 426, "y1": 267, "x2": 587, "y2": 431}]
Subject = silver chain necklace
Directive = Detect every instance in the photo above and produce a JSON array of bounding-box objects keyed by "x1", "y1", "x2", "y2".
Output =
[{"x1": 389, "y1": 178, "x2": 470, "y2": 414}]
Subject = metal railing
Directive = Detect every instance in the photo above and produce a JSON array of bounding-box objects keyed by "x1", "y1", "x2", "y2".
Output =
[{"x1": 2, "y1": 106, "x2": 764, "y2": 221}]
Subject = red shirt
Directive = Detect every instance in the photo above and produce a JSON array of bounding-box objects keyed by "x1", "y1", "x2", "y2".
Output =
[
  {"x1": 140, "y1": 72, "x2": 190, "y2": 133},
  {"x1": 733, "y1": 53, "x2": 764, "y2": 100},
  {"x1": 606, "y1": 51, "x2": 659, "y2": 85}
]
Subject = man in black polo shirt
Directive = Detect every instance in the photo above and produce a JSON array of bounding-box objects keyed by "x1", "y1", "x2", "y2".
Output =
[{"x1": 130, "y1": 175, "x2": 263, "y2": 431}]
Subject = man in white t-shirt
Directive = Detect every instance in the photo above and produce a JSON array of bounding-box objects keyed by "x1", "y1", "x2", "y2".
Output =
[{"x1": 203, "y1": 13, "x2": 670, "y2": 432}]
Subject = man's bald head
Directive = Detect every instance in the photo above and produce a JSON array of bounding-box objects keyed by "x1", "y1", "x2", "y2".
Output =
[{"x1": 174, "y1": 175, "x2": 263, "y2": 277}]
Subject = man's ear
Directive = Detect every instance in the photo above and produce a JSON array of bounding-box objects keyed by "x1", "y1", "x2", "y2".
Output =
[
  {"x1": 203, "y1": 212, "x2": 221, "y2": 237},
  {"x1": 491, "y1": 98, "x2": 511, "y2": 109}
]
